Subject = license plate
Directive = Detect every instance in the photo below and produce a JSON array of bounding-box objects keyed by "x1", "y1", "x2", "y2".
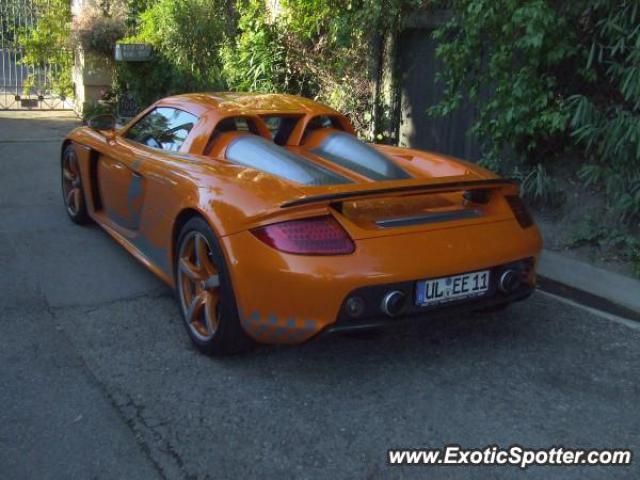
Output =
[{"x1": 416, "y1": 270, "x2": 490, "y2": 306}]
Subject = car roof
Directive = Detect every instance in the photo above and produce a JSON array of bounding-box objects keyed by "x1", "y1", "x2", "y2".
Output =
[{"x1": 162, "y1": 92, "x2": 339, "y2": 116}]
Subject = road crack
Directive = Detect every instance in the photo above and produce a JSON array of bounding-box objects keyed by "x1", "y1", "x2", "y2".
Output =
[{"x1": 43, "y1": 302, "x2": 177, "y2": 480}]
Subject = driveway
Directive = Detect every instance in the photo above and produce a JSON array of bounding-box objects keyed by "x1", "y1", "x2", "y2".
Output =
[{"x1": 1, "y1": 111, "x2": 638, "y2": 480}]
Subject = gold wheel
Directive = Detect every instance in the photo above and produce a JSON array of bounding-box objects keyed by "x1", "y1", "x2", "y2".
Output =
[{"x1": 177, "y1": 231, "x2": 221, "y2": 341}]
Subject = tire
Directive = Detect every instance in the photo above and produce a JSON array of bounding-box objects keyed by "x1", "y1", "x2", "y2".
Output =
[
  {"x1": 175, "y1": 217, "x2": 254, "y2": 355},
  {"x1": 61, "y1": 144, "x2": 90, "y2": 225}
]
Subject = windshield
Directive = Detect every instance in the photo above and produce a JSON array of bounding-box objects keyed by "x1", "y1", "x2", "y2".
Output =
[
  {"x1": 312, "y1": 132, "x2": 411, "y2": 181},
  {"x1": 226, "y1": 136, "x2": 351, "y2": 186}
]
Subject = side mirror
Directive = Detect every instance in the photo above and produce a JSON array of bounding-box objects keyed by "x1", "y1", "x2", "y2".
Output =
[{"x1": 88, "y1": 114, "x2": 116, "y2": 131}]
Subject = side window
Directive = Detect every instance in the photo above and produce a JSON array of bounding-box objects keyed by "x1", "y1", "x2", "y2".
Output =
[{"x1": 126, "y1": 107, "x2": 198, "y2": 152}]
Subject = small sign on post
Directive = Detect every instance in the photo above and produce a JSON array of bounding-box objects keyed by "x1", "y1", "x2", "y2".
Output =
[{"x1": 114, "y1": 44, "x2": 153, "y2": 62}]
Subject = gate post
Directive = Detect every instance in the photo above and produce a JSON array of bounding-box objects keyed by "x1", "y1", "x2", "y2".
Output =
[
  {"x1": 70, "y1": 0, "x2": 117, "y2": 116},
  {"x1": 71, "y1": 47, "x2": 114, "y2": 116}
]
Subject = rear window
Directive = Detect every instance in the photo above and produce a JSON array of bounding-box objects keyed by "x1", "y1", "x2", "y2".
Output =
[
  {"x1": 226, "y1": 136, "x2": 351, "y2": 186},
  {"x1": 305, "y1": 115, "x2": 344, "y2": 132},
  {"x1": 261, "y1": 115, "x2": 302, "y2": 145},
  {"x1": 312, "y1": 132, "x2": 411, "y2": 181},
  {"x1": 215, "y1": 116, "x2": 259, "y2": 134}
]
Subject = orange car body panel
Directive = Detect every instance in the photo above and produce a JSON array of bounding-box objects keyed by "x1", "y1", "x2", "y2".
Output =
[{"x1": 64, "y1": 92, "x2": 542, "y2": 344}]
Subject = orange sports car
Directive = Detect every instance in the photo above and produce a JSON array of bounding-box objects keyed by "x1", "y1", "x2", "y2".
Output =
[{"x1": 62, "y1": 92, "x2": 542, "y2": 355}]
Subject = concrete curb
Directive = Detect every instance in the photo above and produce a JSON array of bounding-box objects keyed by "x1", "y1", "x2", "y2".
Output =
[{"x1": 537, "y1": 249, "x2": 640, "y2": 314}]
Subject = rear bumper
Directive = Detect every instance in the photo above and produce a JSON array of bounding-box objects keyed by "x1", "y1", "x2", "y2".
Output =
[
  {"x1": 221, "y1": 218, "x2": 542, "y2": 344},
  {"x1": 324, "y1": 282, "x2": 534, "y2": 335}
]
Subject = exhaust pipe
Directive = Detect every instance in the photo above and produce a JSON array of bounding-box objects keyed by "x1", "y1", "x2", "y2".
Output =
[
  {"x1": 381, "y1": 290, "x2": 406, "y2": 317},
  {"x1": 499, "y1": 270, "x2": 521, "y2": 294}
]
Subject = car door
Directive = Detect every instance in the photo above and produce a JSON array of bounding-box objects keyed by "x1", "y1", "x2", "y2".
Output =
[{"x1": 97, "y1": 107, "x2": 199, "y2": 233}]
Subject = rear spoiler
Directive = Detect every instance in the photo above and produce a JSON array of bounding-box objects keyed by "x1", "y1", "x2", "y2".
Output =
[{"x1": 280, "y1": 178, "x2": 517, "y2": 208}]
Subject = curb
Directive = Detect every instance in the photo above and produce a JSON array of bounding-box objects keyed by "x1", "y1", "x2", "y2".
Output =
[{"x1": 537, "y1": 249, "x2": 640, "y2": 316}]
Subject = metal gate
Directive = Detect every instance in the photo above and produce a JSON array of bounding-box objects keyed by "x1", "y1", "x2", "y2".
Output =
[
  {"x1": 0, "y1": 0, "x2": 73, "y2": 110},
  {"x1": 397, "y1": 28, "x2": 481, "y2": 162}
]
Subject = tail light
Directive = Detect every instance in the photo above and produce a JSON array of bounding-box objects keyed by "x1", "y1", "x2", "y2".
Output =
[
  {"x1": 251, "y1": 216, "x2": 355, "y2": 255},
  {"x1": 505, "y1": 195, "x2": 534, "y2": 228}
]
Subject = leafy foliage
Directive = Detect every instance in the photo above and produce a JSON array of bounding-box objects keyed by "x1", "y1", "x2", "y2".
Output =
[
  {"x1": 114, "y1": 57, "x2": 182, "y2": 107},
  {"x1": 430, "y1": 0, "x2": 578, "y2": 170},
  {"x1": 18, "y1": 0, "x2": 73, "y2": 97},
  {"x1": 221, "y1": 0, "x2": 295, "y2": 93},
  {"x1": 518, "y1": 163, "x2": 563, "y2": 206},
  {"x1": 133, "y1": 0, "x2": 232, "y2": 91},
  {"x1": 569, "y1": 1, "x2": 640, "y2": 222}
]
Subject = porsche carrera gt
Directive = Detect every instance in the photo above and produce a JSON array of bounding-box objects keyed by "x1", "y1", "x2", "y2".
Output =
[{"x1": 62, "y1": 92, "x2": 542, "y2": 354}]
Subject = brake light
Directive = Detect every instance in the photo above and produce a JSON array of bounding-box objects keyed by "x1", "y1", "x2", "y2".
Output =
[
  {"x1": 505, "y1": 195, "x2": 534, "y2": 228},
  {"x1": 251, "y1": 216, "x2": 355, "y2": 255}
]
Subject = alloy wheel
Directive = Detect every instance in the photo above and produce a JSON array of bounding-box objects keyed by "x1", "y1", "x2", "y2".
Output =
[
  {"x1": 177, "y1": 231, "x2": 221, "y2": 341},
  {"x1": 62, "y1": 150, "x2": 82, "y2": 216}
]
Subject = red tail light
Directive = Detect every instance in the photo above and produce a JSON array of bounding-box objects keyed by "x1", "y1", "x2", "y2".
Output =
[
  {"x1": 251, "y1": 216, "x2": 355, "y2": 255},
  {"x1": 505, "y1": 195, "x2": 534, "y2": 228}
]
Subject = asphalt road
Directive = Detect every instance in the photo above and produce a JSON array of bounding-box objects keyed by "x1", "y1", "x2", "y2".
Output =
[{"x1": 1, "y1": 111, "x2": 639, "y2": 480}]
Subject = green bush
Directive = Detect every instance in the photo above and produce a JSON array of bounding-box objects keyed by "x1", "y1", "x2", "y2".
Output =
[
  {"x1": 135, "y1": 0, "x2": 231, "y2": 91},
  {"x1": 221, "y1": 0, "x2": 294, "y2": 93},
  {"x1": 430, "y1": 0, "x2": 578, "y2": 173},
  {"x1": 569, "y1": 0, "x2": 640, "y2": 222}
]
